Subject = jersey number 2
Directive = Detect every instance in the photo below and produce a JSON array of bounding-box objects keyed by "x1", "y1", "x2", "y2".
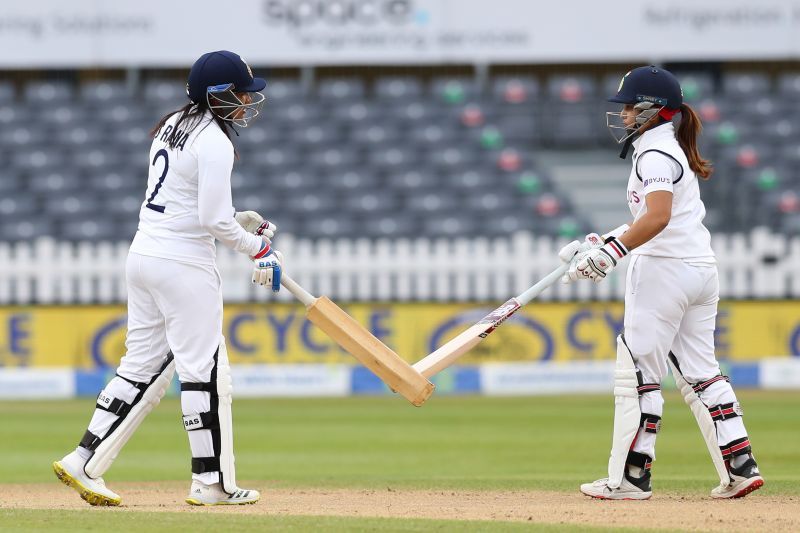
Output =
[{"x1": 146, "y1": 149, "x2": 169, "y2": 213}]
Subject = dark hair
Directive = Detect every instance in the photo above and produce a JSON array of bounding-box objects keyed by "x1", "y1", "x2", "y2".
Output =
[
  {"x1": 149, "y1": 97, "x2": 232, "y2": 149},
  {"x1": 677, "y1": 103, "x2": 713, "y2": 179}
]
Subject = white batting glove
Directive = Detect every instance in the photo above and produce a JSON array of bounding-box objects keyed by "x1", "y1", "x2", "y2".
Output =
[
  {"x1": 235, "y1": 211, "x2": 277, "y2": 240},
  {"x1": 251, "y1": 242, "x2": 283, "y2": 292},
  {"x1": 570, "y1": 236, "x2": 629, "y2": 283}
]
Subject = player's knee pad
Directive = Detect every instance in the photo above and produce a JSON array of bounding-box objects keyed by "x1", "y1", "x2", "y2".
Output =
[
  {"x1": 83, "y1": 354, "x2": 175, "y2": 478},
  {"x1": 181, "y1": 339, "x2": 237, "y2": 494},
  {"x1": 608, "y1": 334, "x2": 661, "y2": 488}
]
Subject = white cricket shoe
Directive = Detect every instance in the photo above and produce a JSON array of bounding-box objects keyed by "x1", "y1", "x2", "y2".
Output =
[
  {"x1": 53, "y1": 451, "x2": 121, "y2": 506},
  {"x1": 185, "y1": 480, "x2": 260, "y2": 506},
  {"x1": 711, "y1": 458, "x2": 764, "y2": 499},
  {"x1": 580, "y1": 474, "x2": 652, "y2": 500}
]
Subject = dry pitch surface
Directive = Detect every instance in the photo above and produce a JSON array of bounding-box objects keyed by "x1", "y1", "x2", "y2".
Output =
[{"x1": 3, "y1": 482, "x2": 797, "y2": 532}]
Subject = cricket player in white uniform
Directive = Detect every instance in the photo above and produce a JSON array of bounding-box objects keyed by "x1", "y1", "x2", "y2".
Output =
[
  {"x1": 562, "y1": 66, "x2": 763, "y2": 500},
  {"x1": 53, "y1": 50, "x2": 282, "y2": 506}
]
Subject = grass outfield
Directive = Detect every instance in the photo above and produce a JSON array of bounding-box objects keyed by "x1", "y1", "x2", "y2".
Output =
[{"x1": 1, "y1": 391, "x2": 797, "y2": 531}]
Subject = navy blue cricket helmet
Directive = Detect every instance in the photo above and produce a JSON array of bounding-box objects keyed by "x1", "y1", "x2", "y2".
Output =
[
  {"x1": 187, "y1": 50, "x2": 266, "y2": 103},
  {"x1": 186, "y1": 50, "x2": 266, "y2": 127},
  {"x1": 609, "y1": 65, "x2": 682, "y2": 110}
]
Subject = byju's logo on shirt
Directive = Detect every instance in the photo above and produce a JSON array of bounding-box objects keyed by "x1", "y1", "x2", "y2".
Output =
[{"x1": 643, "y1": 177, "x2": 671, "y2": 188}]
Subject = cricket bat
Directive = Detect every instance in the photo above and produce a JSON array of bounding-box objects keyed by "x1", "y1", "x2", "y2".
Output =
[
  {"x1": 280, "y1": 273, "x2": 435, "y2": 406},
  {"x1": 413, "y1": 224, "x2": 629, "y2": 378}
]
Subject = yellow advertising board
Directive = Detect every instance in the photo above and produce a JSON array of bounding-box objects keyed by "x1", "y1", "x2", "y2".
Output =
[{"x1": 0, "y1": 301, "x2": 798, "y2": 368}]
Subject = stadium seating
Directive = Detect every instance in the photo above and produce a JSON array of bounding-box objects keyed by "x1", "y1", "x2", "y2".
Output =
[{"x1": 0, "y1": 69, "x2": 797, "y2": 242}]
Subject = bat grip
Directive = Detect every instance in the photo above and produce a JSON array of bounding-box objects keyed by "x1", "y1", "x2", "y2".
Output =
[{"x1": 280, "y1": 272, "x2": 316, "y2": 306}]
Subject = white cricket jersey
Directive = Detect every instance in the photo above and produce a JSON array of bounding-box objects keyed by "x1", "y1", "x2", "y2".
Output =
[
  {"x1": 626, "y1": 122, "x2": 715, "y2": 261},
  {"x1": 129, "y1": 109, "x2": 262, "y2": 265}
]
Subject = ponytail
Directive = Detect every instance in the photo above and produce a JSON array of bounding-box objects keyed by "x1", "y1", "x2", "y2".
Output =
[
  {"x1": 676, "y1": 103, "x2": 713, "y2": 180},
  {"x1": 149, "y1": 100, "x2": 233, "y2": 149}
]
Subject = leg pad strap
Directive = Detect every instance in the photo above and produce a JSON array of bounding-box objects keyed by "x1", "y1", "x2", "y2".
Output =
[
  {"x1": 192, "y1": 457, "x2": 221, "y2": 474},
  {"x1": 692, "y1": 374, "x2": 730, "y2": 393},
  {"x1": 641, "y1": 413, "x2": 661, "y2": 434},
  {"x1": 183, "y1": 411, "x2": 219, "y2": 431},
  {"x1": 721, "y1": 437, "x2": 752, "y2": 460},
  {"x1": 627, "y1": 450, "x2": 653, "y2": 472},
  {"x1": 708, "y1": 402, "x2": 742, "y2": 422}
]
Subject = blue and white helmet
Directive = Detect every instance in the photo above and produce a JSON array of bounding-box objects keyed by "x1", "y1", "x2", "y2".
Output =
[{"x1": 187, "y1": 50, "x2": 266, "y2": 127}]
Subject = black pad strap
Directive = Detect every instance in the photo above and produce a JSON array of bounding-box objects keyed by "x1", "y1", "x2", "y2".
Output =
[
  {"x1": 692, "y1": 374, "x2": 730, "y2": 393},
  {"x1": 80, "y1": 430, "x2": 103, "y2": 451},
  {"x1": 115, "y1": 373, "x2": 148, "y2": 391},
  {"x1": 626, "y1": 450, "x2": 653, "y2": 471},
  {"x1": 720, "y1": 437, "x2": 752, "y2": 459},
  {"x1": 640, "y1": 413, "x2": 662, "y2": 434},
  {"x1": 709, "y1": 402, "x2": 742, "y2": 422},
  {"x1": 637, "y1": 383, "x2": 660, "y2": 395},
  {"x1": 192, "y1": 457, "x2": 221, "y2": 474},
  {"x1": 96, "y1": 393, "x2": 132, "y2": 417},
  {"x1": 181, "y1": 382, "x2": 216, "y2": 392},
  {"x1": 183, "y1": 411, "x2": 218, "y2": 431}
]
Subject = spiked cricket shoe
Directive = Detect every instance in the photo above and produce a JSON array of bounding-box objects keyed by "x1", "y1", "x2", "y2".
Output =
[
  {"x1": 711, "y1": 458, "x2": 764, "y2": 499},
  {"x1": 580, "y1": 473, "x2": 652, "y2": 500},
  {"x1": 53, "y1": 451, "x2": 121, "y2": 506},
  {"x1": 185, "y1": 480, "x2": 260, "y2": 506}
]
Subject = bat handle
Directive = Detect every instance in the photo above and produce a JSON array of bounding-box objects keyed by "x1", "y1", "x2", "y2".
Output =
[
  {"x1": 280, "y1": 272, "x2": 316, "y2": 306},
  {"x1": 516, "y1": 263, "x2": 569, "y2": 306}
]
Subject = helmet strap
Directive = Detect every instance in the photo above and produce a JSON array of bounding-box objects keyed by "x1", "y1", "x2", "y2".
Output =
[{"x1": 619, "y1": 133, "x2": 635, "y2": 159}]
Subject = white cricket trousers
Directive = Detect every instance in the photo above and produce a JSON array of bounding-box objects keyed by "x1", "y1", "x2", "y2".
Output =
[
  {"x1": 83, "y1": 252, "x2": 227, "y2": 484},
  {"x1": 623, "y1": 255, "x2": 748, "y2": 463},
  {"x1": 120, "y1": 252, "x2": 223, "y2": 383}
]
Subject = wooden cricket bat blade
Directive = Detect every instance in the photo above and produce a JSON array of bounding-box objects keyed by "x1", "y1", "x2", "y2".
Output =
[
  {"x1": 413, "y1": 298, "x2": 522, "y2": 378},
  {"x1": 306, "y1": 296, "x2": 435, "y2": 406}
]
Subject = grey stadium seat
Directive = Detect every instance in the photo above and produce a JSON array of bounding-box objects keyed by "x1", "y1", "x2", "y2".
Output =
[
  {"x1": 722, "y1": 72, "x2": 770, "y2": 100},
  {"x1": 264, "y1": 79, "x2": 305, "y2": 103},
  {"x1": 25, "y1": 81, "x2": 75, "y2": 104},
  {"x1": 0, "y1": 216, "x2": 40, "y2": 242},
  {"x1": 341, "y1": 191, "x2": 399, "y2": 214},
  {"x1": 326, "y1": 170, "x2": 378, "y2": 192},
  {"x1": 80, "y1": 81, "x2": 134, "y2": 103},
  {"x1": 317, "y1": 78, "x2": 365, "y2": 101},
  {"x1": 143, "y1": 79, "x2": 189, "y2": 107},
  {"x1": 360, "y1": 213, "x2": 420, "y2": 238},
  {"x1": 0, "y1": 195, "x2": 38, "y2": 219},
  {"x1": 45, "y1": 193, "x2": 103, "y2": 220},
  {"x1": 422, "y1": 212, "x2": 479, "y2": 237},
  {"x1": 0, "y1": 82, "x2": 15, "y2": 103},
  {"x1": 28, "y1": 172, "x2": 83, "y2": 195},
  {"x1": 61, "y1": 219, "x2": 118, "y2": 241},
  {"x1": 374, "y1": 77, "x2": 423, "y2": 100}
]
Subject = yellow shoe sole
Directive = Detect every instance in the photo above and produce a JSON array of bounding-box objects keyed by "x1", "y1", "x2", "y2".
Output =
[{"x1": 52, "y1": 461, "x2": 121, "y2": 507}]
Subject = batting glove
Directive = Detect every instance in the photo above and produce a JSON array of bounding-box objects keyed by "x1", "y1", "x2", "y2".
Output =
[
  {"x1": 560, "y1": 233, "x2": 604, "y2": 283},
  {"x1": 569, "y1": 236, "x2": 628, "y2": 283},
  {"x1": 235, "y1": 210, "x2": 277, "y2": 240},
  {"x1": 251, "y1": 241, "x2": 283, "y2": 292}
]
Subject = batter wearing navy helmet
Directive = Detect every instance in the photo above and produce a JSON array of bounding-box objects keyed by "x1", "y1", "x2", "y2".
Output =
[
  {"x1": 562, "y1": 66, "x2": 763, "y2": 500},
  {"x1": 53, "y1": 51, "x2": 281, "y2": 507}
]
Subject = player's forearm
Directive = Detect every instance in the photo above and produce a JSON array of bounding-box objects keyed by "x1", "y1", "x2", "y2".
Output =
[
  {"x1": 197, "y1": 161, "x2": 263, "y2": 255},
  {"x1": 200, "y1": 213, "x2": 263, "y2": 256},
  {"x1": 619, "y1": 212, "x2": 669, "y2": 250}
]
